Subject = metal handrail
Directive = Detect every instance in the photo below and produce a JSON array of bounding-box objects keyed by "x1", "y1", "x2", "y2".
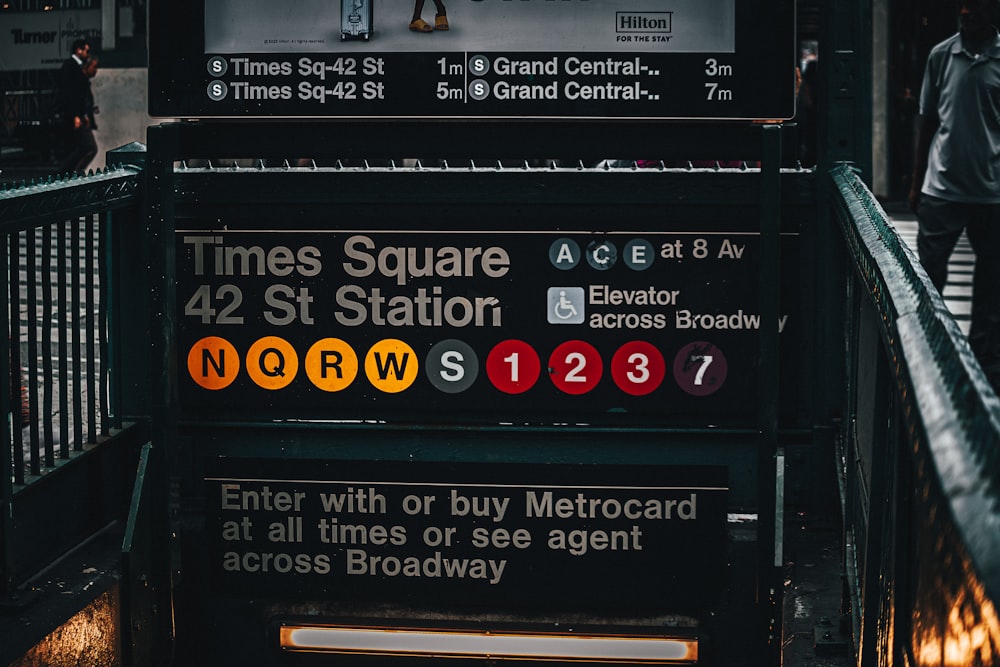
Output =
[{"x1": 830, "y1": 162, "x2": 1000, "y2": 664}]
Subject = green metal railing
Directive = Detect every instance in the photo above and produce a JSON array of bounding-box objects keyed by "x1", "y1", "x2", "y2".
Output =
[
  {"x1": 0, "y1": 152, "x2": 147, "y2": 595},
  {"x1": 831, "y1": 163, "x2": 1000, "y2": 665}
]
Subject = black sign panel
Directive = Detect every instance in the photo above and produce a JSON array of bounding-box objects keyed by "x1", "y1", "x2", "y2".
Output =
[
  {"x1": 175, "y1": 222, "x2": 798, "y2": 426},
  {"x1": 149, "y1": 0, "x2": 795, "y2": 120},
  {"x1": 203, "y1": 459, "x2": 727, "y2": 614}
]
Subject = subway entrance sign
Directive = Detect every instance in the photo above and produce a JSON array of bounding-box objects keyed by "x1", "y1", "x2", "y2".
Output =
[
  {"x1": 159, "y1": 165, "x2": 813, "y2": 665},
  {"x1": 175, "y1": 176, "x2": 805, "y2": 427},
  {"x1": 148, "y1": 0, "x2": 795, "y2": 120}
]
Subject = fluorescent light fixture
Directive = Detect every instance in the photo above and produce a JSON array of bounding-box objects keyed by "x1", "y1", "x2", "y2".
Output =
[{"x1": 279, "y1": 624, "x2": 697, "y2": 663}]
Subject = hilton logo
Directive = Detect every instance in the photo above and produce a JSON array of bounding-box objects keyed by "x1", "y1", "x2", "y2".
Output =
[{"x1": 616, "y1": 11, "x2": 672, "y2": 33}]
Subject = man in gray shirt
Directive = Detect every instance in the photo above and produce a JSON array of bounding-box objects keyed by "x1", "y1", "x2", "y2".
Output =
[{"x1": 910, "y1": 0, "x2": 1000, "y2": 391}]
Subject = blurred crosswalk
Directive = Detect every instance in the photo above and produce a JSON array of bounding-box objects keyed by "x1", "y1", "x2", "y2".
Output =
[
  {"x1": 11, "y1": 220, "x2": 104, "y2": 451},
  {"x1": 887, "y1": 210, "x2": 973, "y2": 336}
]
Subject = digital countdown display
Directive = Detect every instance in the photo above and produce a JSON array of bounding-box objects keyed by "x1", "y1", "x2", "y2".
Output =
[{"x1": 148, "y1": 0, "x2": 795, "y2": 120}]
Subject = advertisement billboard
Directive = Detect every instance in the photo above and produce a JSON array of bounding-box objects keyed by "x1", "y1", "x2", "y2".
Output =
[
  {"x1": 0, "y1": 9, "x2": 101, "y2": 70},
  {"x1": 149, "y1": 0, "x2": 795, "y2": 120}
]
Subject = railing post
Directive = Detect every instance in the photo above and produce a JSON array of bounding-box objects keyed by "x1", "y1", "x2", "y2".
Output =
[
  {"x1": 0, "y1": 230, "x2": 10, "y2": 595},
  {"x1": 140, "y1": 124, "x2": 179, "y2": 659},
  {"x1": 820, "y1": 0, "x2": 873, "y2": 180},
  {"x1": 107, "y1": 142, "x2": 148, "y2": 171},
  {"x1": 759, "y1": 123, "x2": 783, "y2": 664},
  {"x1": 105, "y1": 142, "x2": 147, "y2": 430}
]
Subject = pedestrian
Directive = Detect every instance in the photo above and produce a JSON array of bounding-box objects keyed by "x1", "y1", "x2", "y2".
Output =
[
  {"x1": 53, "y1": 38, "x2": 98, "y2": 173},
  {"x1": 909, "y1": 0, "x2": 1000, "y2": 391}
]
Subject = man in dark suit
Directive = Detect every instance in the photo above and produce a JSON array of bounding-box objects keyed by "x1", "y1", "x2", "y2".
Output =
[{"x1": 54, "y1": 38, "x2": 98, "y2": 173}]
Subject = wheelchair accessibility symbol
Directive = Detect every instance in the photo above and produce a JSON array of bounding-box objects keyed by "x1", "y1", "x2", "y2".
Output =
[{"x1": 547, "y1": 287, "x2": 585, "y2": 324}]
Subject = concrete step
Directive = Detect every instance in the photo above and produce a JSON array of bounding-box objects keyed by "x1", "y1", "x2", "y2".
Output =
[{"x1": 0, "y1": 522, "x2": 124, "y2": 667}]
